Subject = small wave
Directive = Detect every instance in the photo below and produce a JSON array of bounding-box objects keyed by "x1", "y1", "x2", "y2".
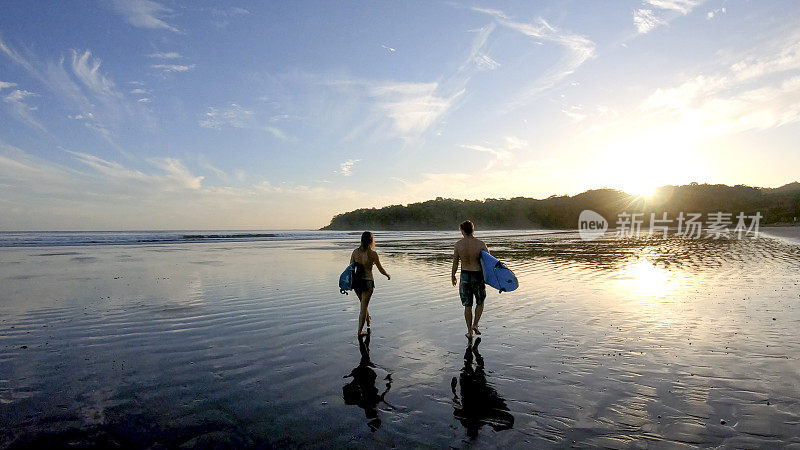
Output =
[{"x1": 181, "y1": 233, "x2": 278, "y2": 240}]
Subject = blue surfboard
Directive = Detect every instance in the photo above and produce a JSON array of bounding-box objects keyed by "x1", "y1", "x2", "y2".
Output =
[{"x1": 480, "y1": 250, "x2": 518, "y2": 293}]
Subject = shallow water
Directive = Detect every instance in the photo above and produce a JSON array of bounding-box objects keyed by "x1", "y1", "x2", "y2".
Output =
[{"x1": 1, "y1": 231, "x2": 799, "y2": 448}]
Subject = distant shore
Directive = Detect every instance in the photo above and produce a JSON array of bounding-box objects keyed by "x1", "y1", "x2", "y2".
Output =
[
  {"x1": 323, "y1": 182, "x2": 800, "y2": 231},
  {"x1": 762, "y1": 226, "x2": 800, "y2": 244}
]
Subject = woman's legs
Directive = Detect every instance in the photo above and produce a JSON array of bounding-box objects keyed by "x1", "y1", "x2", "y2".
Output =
[
  {"x1": 355, "y1": 289, "x2": 368, "y2": 328},
  {"x1": 358, "y1": 289, "x2": 374, "y2": 336}
]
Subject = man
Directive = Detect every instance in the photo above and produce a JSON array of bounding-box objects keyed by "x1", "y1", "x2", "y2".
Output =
[{"x1": 451, "y1": 220, "x2": 489, "y2": 339}]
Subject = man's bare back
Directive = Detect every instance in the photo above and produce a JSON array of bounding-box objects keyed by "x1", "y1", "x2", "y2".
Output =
[{"x1": 454, "y1": 236, "x2": 488, "y2": 272}]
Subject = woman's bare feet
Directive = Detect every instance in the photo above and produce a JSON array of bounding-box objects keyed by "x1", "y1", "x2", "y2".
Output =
[
  {"x1": 472, "y1": 325, "x2": 481, "y2": 335},
  {"x1": 465, "y1": 330, "x2": 473, "y2": 339}
]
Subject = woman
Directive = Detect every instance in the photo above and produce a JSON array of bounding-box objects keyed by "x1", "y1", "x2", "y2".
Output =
[{"x1": 351, "y1": 231, "x2": 390, "y2": 336}]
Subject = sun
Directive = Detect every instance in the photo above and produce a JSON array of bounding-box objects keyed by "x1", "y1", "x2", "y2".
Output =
[
  {"x1": 621, "y1": 177, "x2": 658, "y2": 198},
  {"x1": 589, "y1": 129, "x2": 701, "y2": 199}
]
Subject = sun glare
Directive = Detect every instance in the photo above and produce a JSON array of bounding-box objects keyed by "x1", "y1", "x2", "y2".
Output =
[
  {"x1": 588, "y1": 128, "x2": 711, "y2": 198},
  {"x1": 622, "y1": 177, "x2": 658, "y2": 198},
  {"x1": 620, "y1": 259, "x2": 670, "y2": 298}
]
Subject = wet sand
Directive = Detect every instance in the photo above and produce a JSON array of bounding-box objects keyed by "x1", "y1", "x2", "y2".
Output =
[{"x1": 1, "y1": 232, "x2": 800, "y2": 447}]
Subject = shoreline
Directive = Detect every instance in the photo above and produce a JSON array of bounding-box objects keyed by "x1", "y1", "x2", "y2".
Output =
[{"x1": 761, "y1": 226, "x2": 800, "y2": 244}]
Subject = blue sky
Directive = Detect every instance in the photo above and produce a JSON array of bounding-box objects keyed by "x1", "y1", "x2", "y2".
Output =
[{"x1": 1, "y1": 1, "x2": 799, "y2": 230}]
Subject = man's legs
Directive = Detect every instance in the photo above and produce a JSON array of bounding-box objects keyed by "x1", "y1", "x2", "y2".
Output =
[
  {"x1": 464, "y1": 306, "x2": 473, "y2": 338},
  {"x1": 472, "y1": 305, "x2": 483, "y2": 334},
  {"x1": 460, "y1": 275, "x2": 475, "y2": 339}
]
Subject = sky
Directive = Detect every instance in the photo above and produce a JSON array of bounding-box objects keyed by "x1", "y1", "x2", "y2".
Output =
[{"x1": 1, "y1": 1, "x2": 799, "y2": 230}]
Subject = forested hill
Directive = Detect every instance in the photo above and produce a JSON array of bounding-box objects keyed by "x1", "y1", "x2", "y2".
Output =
[{"x1": 321, "y1": 183, "x2": 800, "y2": 230}]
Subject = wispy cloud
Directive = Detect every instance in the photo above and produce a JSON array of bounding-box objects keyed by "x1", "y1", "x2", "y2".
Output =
[
  {"x1": 64, "y1": 50, "x2": 153, "y2": 143},
  {"x1": 645, "y1": 0, "x2": 701, "y2": 14},
  {"x1": 200, "y1": 102, "x2": 293, "y2": 141},
  {"x1": 634, "y1": 0, "x2": 704, "y2": 34},
  {"x1": 461, "y1": 144, "x2": 509, "y2": 169},
  {"x1": 706, "y1": 7, "x2": 726, "y2": 20},
  {"x1": 210, "y1": 7, "x2": 250, "y2": 27},
  {"x1": 68, "y1": 112, "x2": 94, "y2": 120},
  {"x1": 130, "y1": 88, "x2": 152, "y2": 103},
  {"x1": 561, "y1": 105, "x2": 588, "y2": 122},
  {"x1": 66, "y1": 151, "x2": 203, "y2": 192},
  {"x1": 200, "y1": 161, "x2": 227, "y2": 178},
  {"x1": 358, "y1": 21, "x2": 503, "y2": 138},
  {"x1": 67, "y1": 151, "x2": 149, "y2": 183},
  {"x1": 471, "y1": 7, "x2": 595, "y2": 110},
  {"x1": 368, "y1": 81, "x2": 462, "y2": 136},
  {"x1": 313, "y1": 72, "x2": 464, "y2": 141},
  {"x1": 111, "y1": 0, "x2": 180, "y2": 33},
  {"x1": 463, "y1": 23, "x2": 500, "y2": 71},
  {"x1": 460, "y1": 136, "x2": 526, "y2": 169},
  {"x1": 729, "y1": 38, "x2": 800, "y2": 81},
  {"x1": 265, "y1": 127, "x2": 290, "y2": 141},
  {"x1": 2, "y1": 81, "x2": 44, "y2": 131},
  {"x1": 0, "y1": 36, "x2": 151, "y2": 153},
  {"x1": 148, "y1": 52, "x2": 182, "y2": 59},
  {"x1": 0, "y1": 142, "x2": 78, "y2": 190},
  {"x1": 3, "y1": 88, "x2": 45, "y2": 131},
  {"x1": 633, "y1": 9, "x2": 667, "y2": 34},
  {"x1": 151, "y1": 64, "x2": 195, "y2": 73},
  {"x1": 257, "y1": 21, "x2": 504, "y2": 144},
  {"x1": 0, "y1": 34, "x2": 38, "y2": 75},
  {"x1": 200, "y1": 103, "x2": 254, "y2": 129},
  {"x1": 339, "y1": 159, "x2": 360, "y2": 176},
  {"x1": 71, "y1": 50, "x2": 122, "y2": 101},
  {"x1": 588, "y1": 31, "x2": 800, "y2": 148},
  {"x1": 642, "y1": 75, "x2": 800, "y2": 137},
  {"x1": 0, "y1": 142, "x2": 376, "y2": 229},
  {"x1": 147, "y1": 157, "x2": 204, "y2": 190}
]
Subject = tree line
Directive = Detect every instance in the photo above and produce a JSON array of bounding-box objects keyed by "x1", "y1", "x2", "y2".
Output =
[{"x1": 321, "y1": 182, "x2": 800, "y2": 230}]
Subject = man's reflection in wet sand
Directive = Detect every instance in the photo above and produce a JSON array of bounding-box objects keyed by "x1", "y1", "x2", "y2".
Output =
[
  {"x1": 451, "y1": 338, "x2": 514, "y2": 438},
  {"x1": 342, "y1": 332, "x2": 393, "y2": 431}
]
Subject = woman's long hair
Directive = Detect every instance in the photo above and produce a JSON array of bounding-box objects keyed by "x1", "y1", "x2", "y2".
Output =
[{"x1": 360, "y1": 231, "x2": 374, "y2": 251}]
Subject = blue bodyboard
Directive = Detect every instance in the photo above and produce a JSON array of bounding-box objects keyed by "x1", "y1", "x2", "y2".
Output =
[
  {"x1": 339, "y1": 262, "x2": 356, "y2": 294},
  {"x1": 480, "y1": 250, "x2": 518, "y2": 293}
]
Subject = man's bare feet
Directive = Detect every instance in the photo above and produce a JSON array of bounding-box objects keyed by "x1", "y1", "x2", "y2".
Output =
[
  {"x1": 358, "y1": 330, "x2": 369, "y2": 337},
  {"x1": 472, "y1": 325, "x2": 481, "y2": 335},
  {"x1": 465, "y1": 331, "x2": 473, "y2": 339}
]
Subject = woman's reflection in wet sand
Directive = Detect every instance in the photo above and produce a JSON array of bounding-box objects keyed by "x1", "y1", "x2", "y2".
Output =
[
  {"x1": 342, "y1": 332, "x2": 393, "y2": 431},
  {"x1": 451, "y1": 338, "x2": 514, "y2": 438}
]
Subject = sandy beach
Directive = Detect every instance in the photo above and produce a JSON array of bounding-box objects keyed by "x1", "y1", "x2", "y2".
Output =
[{"x1": 1, "y1": 231, "x2": 799, "y2": 447}]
